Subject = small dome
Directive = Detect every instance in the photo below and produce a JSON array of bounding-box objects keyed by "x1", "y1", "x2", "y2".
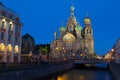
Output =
[
  {"x1": 75, "y1": 25, "x2": 82, "y2": 31},
  {"x1": 84, "y1": 17, "x2": 91, "y2": 24},
  {"x1": 59, "y1": 26, "x2": 66, "y2": 32},
  {"x1": 70, "y1": 5, "x2": 75, "y2": 12}
]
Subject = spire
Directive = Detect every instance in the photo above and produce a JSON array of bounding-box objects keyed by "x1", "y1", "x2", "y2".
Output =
[
  {"x1": 86, "y1": 10, "x2": 89, "y2": 18},
  {"x1": 61, "y1": 20, "x2": 64, "y2": 26},
  {"x1": 70, "y1": 0, "x2": 75, "y2": 16},
  {"x1": 72, "y1": 0, "x2": 74, "y2": 6},
  {"x1": 84, "y1": 11, "x2": 91, "y2": 25}
]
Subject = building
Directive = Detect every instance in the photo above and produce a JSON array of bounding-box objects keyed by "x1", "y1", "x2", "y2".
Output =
[
  {"x1": 22, "y1": 33, "x2": 35, "y2": 53},
  {"x1": 110, "y1": 38, "x2": 120, "y2": 63},
  {"x1": 50, "y1": 5, "x2": 94, "y2": 60},
  {"x1": 21, "y1": 33, "x2": 36, "y2": 62},
  {"x1": 0, "y1": 3, "x2": 22, "y2": 63}
]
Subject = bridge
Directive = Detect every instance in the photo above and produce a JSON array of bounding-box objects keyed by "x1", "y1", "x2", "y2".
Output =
[{"x1": 74, "y1": 59, "x2": 110, "y2": 65}]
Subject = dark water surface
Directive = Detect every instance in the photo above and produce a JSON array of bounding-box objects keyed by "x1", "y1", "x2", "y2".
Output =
[{"x1": 39, "y1": 69, "x2": 114, "y2": 80}]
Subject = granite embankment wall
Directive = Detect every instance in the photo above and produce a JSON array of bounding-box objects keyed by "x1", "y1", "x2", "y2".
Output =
[
  {"x1": 0, "y1": 61, "x2": 74, "y2": 80},
  {"x1": 109, "y1": 63, "x2": 120, "y2": 80}
]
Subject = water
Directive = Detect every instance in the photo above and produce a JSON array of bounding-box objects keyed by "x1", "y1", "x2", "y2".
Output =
[{"x1": 40, "y1": 69, "x2": 114, "y2": 80}]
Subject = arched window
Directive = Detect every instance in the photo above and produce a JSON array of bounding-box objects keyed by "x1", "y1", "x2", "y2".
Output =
[
  {"x1": 86, "y1": 29, "x2": 89, "y2": 34},
  {"x1": 14, "y1": 45, "x2": 19, "y2": 53},
  {"x1": 9, "y1": 22, "x2": 13, "y2": 31},
  {"x1": 70, "y1": 26, "x2": 73, "y2": 31},
  {"x1": 1, "y1": 19, "x2": 6, "y2": 29},
  {"x1": 7, "y1": 44, "x2": 12, "y2": 52},
  {"x1": 0, "y1": 43, "x2": 4, "y2": 51}
]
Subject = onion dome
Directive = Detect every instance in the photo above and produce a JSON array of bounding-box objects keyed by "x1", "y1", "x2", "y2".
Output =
[
  {"x1": 75, "y1": 24, "x2": 82, "y2": 31},
  {"x1": 70, "y1": 5, "x2": 75, "y2": 12},
  {"x1": 59, "y1": 26, "x2": 66, "y2": 32},
  {"x1": 84, "y1": 17, "x2": 91, "y2": 24}
]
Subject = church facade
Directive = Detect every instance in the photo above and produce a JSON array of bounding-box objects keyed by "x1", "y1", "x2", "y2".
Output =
[{"x1": 50, "y1": 5, "x2": 94, "y2": 60}]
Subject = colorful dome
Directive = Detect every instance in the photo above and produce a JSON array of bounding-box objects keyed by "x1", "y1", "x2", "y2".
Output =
[
  {"x1": 75, "y1": 25, "x2": 82, "y2": 31},
  {"x1": 63, "y1": 33, "x2": 75, "y2": 42},
  {"x1": 59, "y1": 26, "x2": 66, "y2": 32},
  {"x1": 70, "y1": 5, "x2": 75, "y2": 12}
]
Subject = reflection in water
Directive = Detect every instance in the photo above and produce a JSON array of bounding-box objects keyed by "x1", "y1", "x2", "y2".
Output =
[{"x1": 46, "y1": 69, "x2": 114, "y2": 80}]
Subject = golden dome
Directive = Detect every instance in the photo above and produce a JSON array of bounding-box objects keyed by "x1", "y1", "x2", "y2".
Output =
[
  {"x1": 84, "y1": 17, "x2": 91, "y2": 24},
  {"x1": 63, "y1": 33, "x2": 75, "y2": 42}
]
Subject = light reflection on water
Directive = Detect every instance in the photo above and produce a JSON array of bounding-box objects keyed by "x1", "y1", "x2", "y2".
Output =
[{"x1": 48, "y1": 69, "x2": 114, "y2": 80}]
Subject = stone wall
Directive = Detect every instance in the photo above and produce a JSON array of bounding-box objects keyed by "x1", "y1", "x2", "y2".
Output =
[
  {"x1": 0, "y1": 61, "x2": 74, "y2": 80},
  {"x1": 109, "y1": 63, "x2": 120, "y2": 80}
]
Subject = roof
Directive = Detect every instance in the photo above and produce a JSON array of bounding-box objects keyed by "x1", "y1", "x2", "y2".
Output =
[
  {"x1": 0, "y1": 2, "x2": 19, "y2": 17},
  {"x1": 22, "y1": 33, "x2": 35, "y2": 41}
]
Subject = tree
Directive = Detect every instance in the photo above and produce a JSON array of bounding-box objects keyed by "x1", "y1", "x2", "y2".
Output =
[
  {"x1": 39, "y1": 46, "x2": 48, "y2": 54},
  {"x1": 35, "y1": 44, "x2": 50, "y2": 54}
]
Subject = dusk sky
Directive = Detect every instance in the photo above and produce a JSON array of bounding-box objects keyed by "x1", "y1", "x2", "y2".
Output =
[{"x1": 1, "y1": 0, "x2": 120, "y2": 55}]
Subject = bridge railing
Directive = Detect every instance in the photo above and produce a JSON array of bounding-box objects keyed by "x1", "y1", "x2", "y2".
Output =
[{"x1": 73, "y1": 59, "x2": 109, "y2": 64}]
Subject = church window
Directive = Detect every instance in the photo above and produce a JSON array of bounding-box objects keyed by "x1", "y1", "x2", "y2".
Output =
[
  {"x1": 66, "y1": 42, "x2": 72, "y2": 47},
  {"x1": 70, "y1": 26, "x2": 73, "y2": 31},
  {"x1": 86, "y1": 29, "x2": 89, "y2": 34}
]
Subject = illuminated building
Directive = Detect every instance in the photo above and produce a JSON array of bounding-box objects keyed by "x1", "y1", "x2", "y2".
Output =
[
  {"x1": 0, "y1": 3, "x2": 22, "y2": 63},
  {"x1": 50, "y1": 5, "x2": 94, "y2": 60},
  {"x1": 111, "y1": 38, "x2": 120, "y2": 63}
]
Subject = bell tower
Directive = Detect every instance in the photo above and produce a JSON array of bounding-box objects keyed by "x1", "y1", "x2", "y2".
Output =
[
  {"x1": 84, "y1": 16, "x2": 93, "y2": 38},
  {"x1": 83, "y1": 16, "x2": 94, "y2": 55}
]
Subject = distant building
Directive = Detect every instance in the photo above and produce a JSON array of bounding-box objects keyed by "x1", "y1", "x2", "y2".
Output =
[
  {"x1": 21, "y1": 33, "x2": 36, "y2": 62},
  {"x1": 50, "y1": 5, "x2": 94, "y2": 60},
  {"x1": 22, "y1": 33, "x2": 35, "y2": 53},
  {"x1": 0, "y1": 2, "x2": 23, "y2": 63},
  {"x1": 112, "y1": 38, "x2": 120, "y2": 63}
]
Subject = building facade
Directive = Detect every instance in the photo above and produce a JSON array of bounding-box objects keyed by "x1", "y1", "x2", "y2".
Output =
[
  {"x1": 0, "y1": 3, "x2": 22, "y2": 63},
  {"x1": 50, "y1": 5, "x2": 94, "y2": 60},
  {"x1": 110, "y1": 38, "x2": 120, "y2": 63},
  {"x1": 22, "y1": 33, "x2": 35, "y2": 53}
]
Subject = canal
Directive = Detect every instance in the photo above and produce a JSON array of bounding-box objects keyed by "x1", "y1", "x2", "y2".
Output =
[{"x1": 38, "y1": 69, "x2": 114, "y2": 80}]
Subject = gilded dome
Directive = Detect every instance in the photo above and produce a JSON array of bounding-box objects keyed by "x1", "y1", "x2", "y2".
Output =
[
  {"x1": 59, "y1": 26, "x2": 66, "y2": 32},
  {"x1": 84, "y1": 17, "x2": 91, "y2": 24},
  {"x1": 63, "y1": 33, "x2": 75, "y2": 42}
]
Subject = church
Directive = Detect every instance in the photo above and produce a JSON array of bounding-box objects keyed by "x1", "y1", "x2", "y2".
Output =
[{"x1": 50, "y1": 5, "x2": 94, "y2": 60}]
